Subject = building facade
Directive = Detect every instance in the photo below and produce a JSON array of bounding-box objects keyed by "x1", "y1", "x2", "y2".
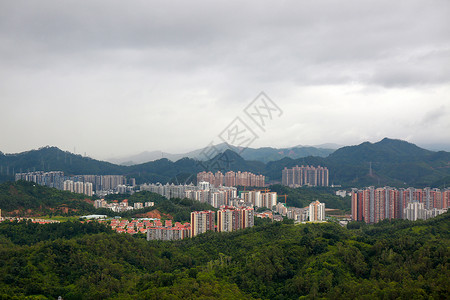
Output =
[
  {"x1": 309, "y1": 200, "x2": 325, "y2": 222},
  {"x1": 351, "y1": 186, "x2": 449, "y2": 224},
  {"x1": 190, "y1": 210, "x2": 215, "y2": 237},
  {"x1": 282, "y1": 165, "x2": 329, "y2": 187}
]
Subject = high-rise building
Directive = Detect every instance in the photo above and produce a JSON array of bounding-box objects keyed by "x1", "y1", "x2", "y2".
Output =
[
  {"x1": 351, "y1": 188, "x2": 364, "y2": 222},
  {"x1": 190, "y1": 210, "x2": 215, "y2": 237},
  {"x1": 224, "y1": 171, "x2": 236, "y2": 187},
  {"x1": 240, "y1": 207, "x2": 255, "y2": 229},
  {"x1": 282, "y1": 165, "x2": 329, "y2": 187},
  {"x1": 217, "y1": 206, "x2": 241, "y2": 232},
  {"x1": 352, "y1": 186, "x2": 449, "y2": 224},
  {"x1": 84, "y1": 182, "x2": 93, "y2": 197},
  {"x1": 197, "y1": 171, "x2": 216, "y2": 186},
  {"x1": 309, "y1": 200, "x2": 325, "y2": 222},
  {"x1": 74, "y1": 181, "x2": 84, "y2": 194},
  {"x1": 63, "y1": 180, "x2": 74, "y2": 193},
  {"x1": 404, "y1": 202, "x2": 426, "y2": 221},
  {"x1": 214, "y1": 171, "x2": 224, "y2": 187},
  {"x1": 217, "y1": 206, "x2": 254, "y2": 232},
  {"x1": 198, "y1": 181, "x2": 211, "y2": 191},
  {"x1": 262, "y1": 192, "x2": 278, "y2": 210},
  {"x1": 201, "y1": 171, "x2": 265, "y2": 187}
]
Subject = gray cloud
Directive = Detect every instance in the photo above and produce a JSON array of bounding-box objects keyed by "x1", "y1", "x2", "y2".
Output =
[{"x1": 0, "y1": 0, "x2": 449, "y2": 158}]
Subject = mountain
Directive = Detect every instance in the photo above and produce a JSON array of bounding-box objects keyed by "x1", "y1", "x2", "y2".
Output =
[
  {"x1": 2, "y1": 138, "x2": 450, "y2": 187},
  {"x1": 239, "y1": 146, "x2": 334, "y2": 163},
  {"x1": 328, "y1": 138, "x2": 433, "y2": 163},
  {"x1": 107, "y1": 143, "x2": 335, "y2": 165},
  {"x1": 281, "y1": 138, "x2": 450, "y2": 187},
  {"x1": 0, "y1": 146, "x2": 124, "y2": 177},
  {"x1": 311, "y1": 143, "x2": 343, "y2": 149}
]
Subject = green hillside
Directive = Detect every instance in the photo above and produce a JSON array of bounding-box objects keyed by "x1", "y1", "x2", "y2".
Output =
[
  {"x1": 0, "y1": 212, "x2": 447, "y2": 299},
  {"x1": 0, "y1": 181, "x2": 95, "y2": 216},
  {"x1": 268, "y1": 138, "x2": 450, "y2": 187},
  {"x1": 1, "y1": 138, "x2": 450, "y2": 187}
]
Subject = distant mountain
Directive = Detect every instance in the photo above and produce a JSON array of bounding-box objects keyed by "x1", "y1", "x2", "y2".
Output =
[
  {"x1": 0, "y1": 146, "x2": 124, "y2": 178},
  {"x1": 0, "y1": 146, "x2": 265, "y2": 185},
  {"x1": 239, "y1": 146, "x2": 334, "y2": 163},
  {"x1": 273, "y1": 138, "x2": 450, "y2": 187},
  {"x1": 328, "y1": 138, "x2": 432, "y2": 163},
  {"x1": 295, "y1": 143, "x2": 343, "y2": 150},
  {"x1": 107, "y1": 143, "x2": 335, "y2": 165},
  {"x1": 2, "y1": 138, "x2": 450, "y2": 188}
]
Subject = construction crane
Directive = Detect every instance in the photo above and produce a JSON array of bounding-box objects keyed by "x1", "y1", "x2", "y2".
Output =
[{"x1": 278, "y1": 194, "x2": 288, "y2": 205}]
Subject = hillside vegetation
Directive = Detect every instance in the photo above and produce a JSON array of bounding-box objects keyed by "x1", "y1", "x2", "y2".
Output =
[
  {"x1": 1, "y1": 138, "x2": 450, "y2": 188},
  {"x1": 0, "y1": 181, "x2": 94, "y2": 217},
  {"x1": 0, "y1": 212, "x2": 448, "y2": 299}
]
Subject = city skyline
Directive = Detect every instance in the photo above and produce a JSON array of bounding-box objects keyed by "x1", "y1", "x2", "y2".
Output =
[{"x1": 0, "y1": 1, "x2": 449, "y2": 159}]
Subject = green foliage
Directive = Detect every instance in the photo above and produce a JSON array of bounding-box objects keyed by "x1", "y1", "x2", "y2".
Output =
[
  {"x1": 2, "y1": 139, "x2": 450, "y2": 187},
  {"x1": 0, "y1": 181, "x2": 95, "y2": 216},
  {"x1": 0, "y1": 220, "x2": 112, "y2": 245},
  {"x1": 0, "y1": 180, "x2": 214, "y2": 222},
  {"x1": 269, "y1": 184, "x2": 351, "y2": 211},
  {"x1": 267, "y1": 138, "x2": 450, "y2": 187},
  {"x1": 0, "y1": 211, "x2": 448, "y2": 299}
]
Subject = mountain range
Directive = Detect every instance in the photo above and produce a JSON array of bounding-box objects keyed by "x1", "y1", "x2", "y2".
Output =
[
  {"x1": 107, "y1": 143, "x2": 336, "y2": 165},
  {"x1": 1, "y1": 138, "x2": 450, "y2": 187}
]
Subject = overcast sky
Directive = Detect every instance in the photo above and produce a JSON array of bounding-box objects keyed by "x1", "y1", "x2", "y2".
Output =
[{"x1": 1, "y1": 0, "x2": 449, "y2": 159}]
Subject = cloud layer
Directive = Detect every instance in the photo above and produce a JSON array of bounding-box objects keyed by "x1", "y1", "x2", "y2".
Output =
[{"x1": 0, "y1": 0, "x2": 449, "y2": 158}]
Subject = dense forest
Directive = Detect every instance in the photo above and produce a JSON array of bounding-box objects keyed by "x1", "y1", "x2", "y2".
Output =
[
  {"x1": 0, "y1": 212, "x2": 448, "y2": 299},
  {"x1": 0, "y1": 181, "x2": 95, "y2": 217}
]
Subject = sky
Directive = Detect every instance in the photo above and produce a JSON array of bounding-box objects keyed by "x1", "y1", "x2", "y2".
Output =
[{"x1": 0, "y1": 0, "x2": 449, "y2": 159}]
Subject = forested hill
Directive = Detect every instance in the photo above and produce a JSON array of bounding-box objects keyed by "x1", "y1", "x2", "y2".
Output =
[
  {"x1": 266, "y1": 138, "x2": 450, "y2": 187},
  {"x1": 1, "y1": 138, "x2": 450, "y2": 187},
  {"x1": 0, "y1": 212, "x2": 448, "y2": 299},
  {"x1": 0, "y1": 146, "x2": 124, "y2": 176},
  {"x1": 0, "y1": 181, "x2": 94, "y2": 216}
]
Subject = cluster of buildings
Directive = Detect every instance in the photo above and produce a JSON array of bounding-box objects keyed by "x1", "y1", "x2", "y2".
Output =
[
  {"x1": 274, "y1": 200, "x2": 326, "y2": 222},
  {"x1": 197, "y1": 171, "x2": 265, "y2": 187},
  {"x1": 141, "y1": 182, "x2": 278, "y2": 210},
  {"x1": 93, "y1": 218, "x2": 155, "y2": 235},
  {"x1": 15, "y1": 171, "x2": 136, "y2": 196},
  {"x1": 191, "y1": 206, "x2": 255, "y2": 236},
  {"x1": 145, "y1": 206, "x2": 255, "y2": 241},
  {"x1": 63, "y1": 180, "x2": 93, "y2": 196},
  {"x1": 239, "y1": 190, "x2": 278, "y2": 209},
  {"x1": 147, "y1": 221, "x2": 191, "y2": 241},
  {"x1": 93, "y1": 199, "x2": 154, "y2": 213},
  {"x1": 351, "y1": 187, "x2": 449, "y2": 223},
  {"x1": 282, "y1": 165, "x2": 329, "y2": 187},
  {"x1": 15, "y1": 171, "x2": 65, "y2": 189}
]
